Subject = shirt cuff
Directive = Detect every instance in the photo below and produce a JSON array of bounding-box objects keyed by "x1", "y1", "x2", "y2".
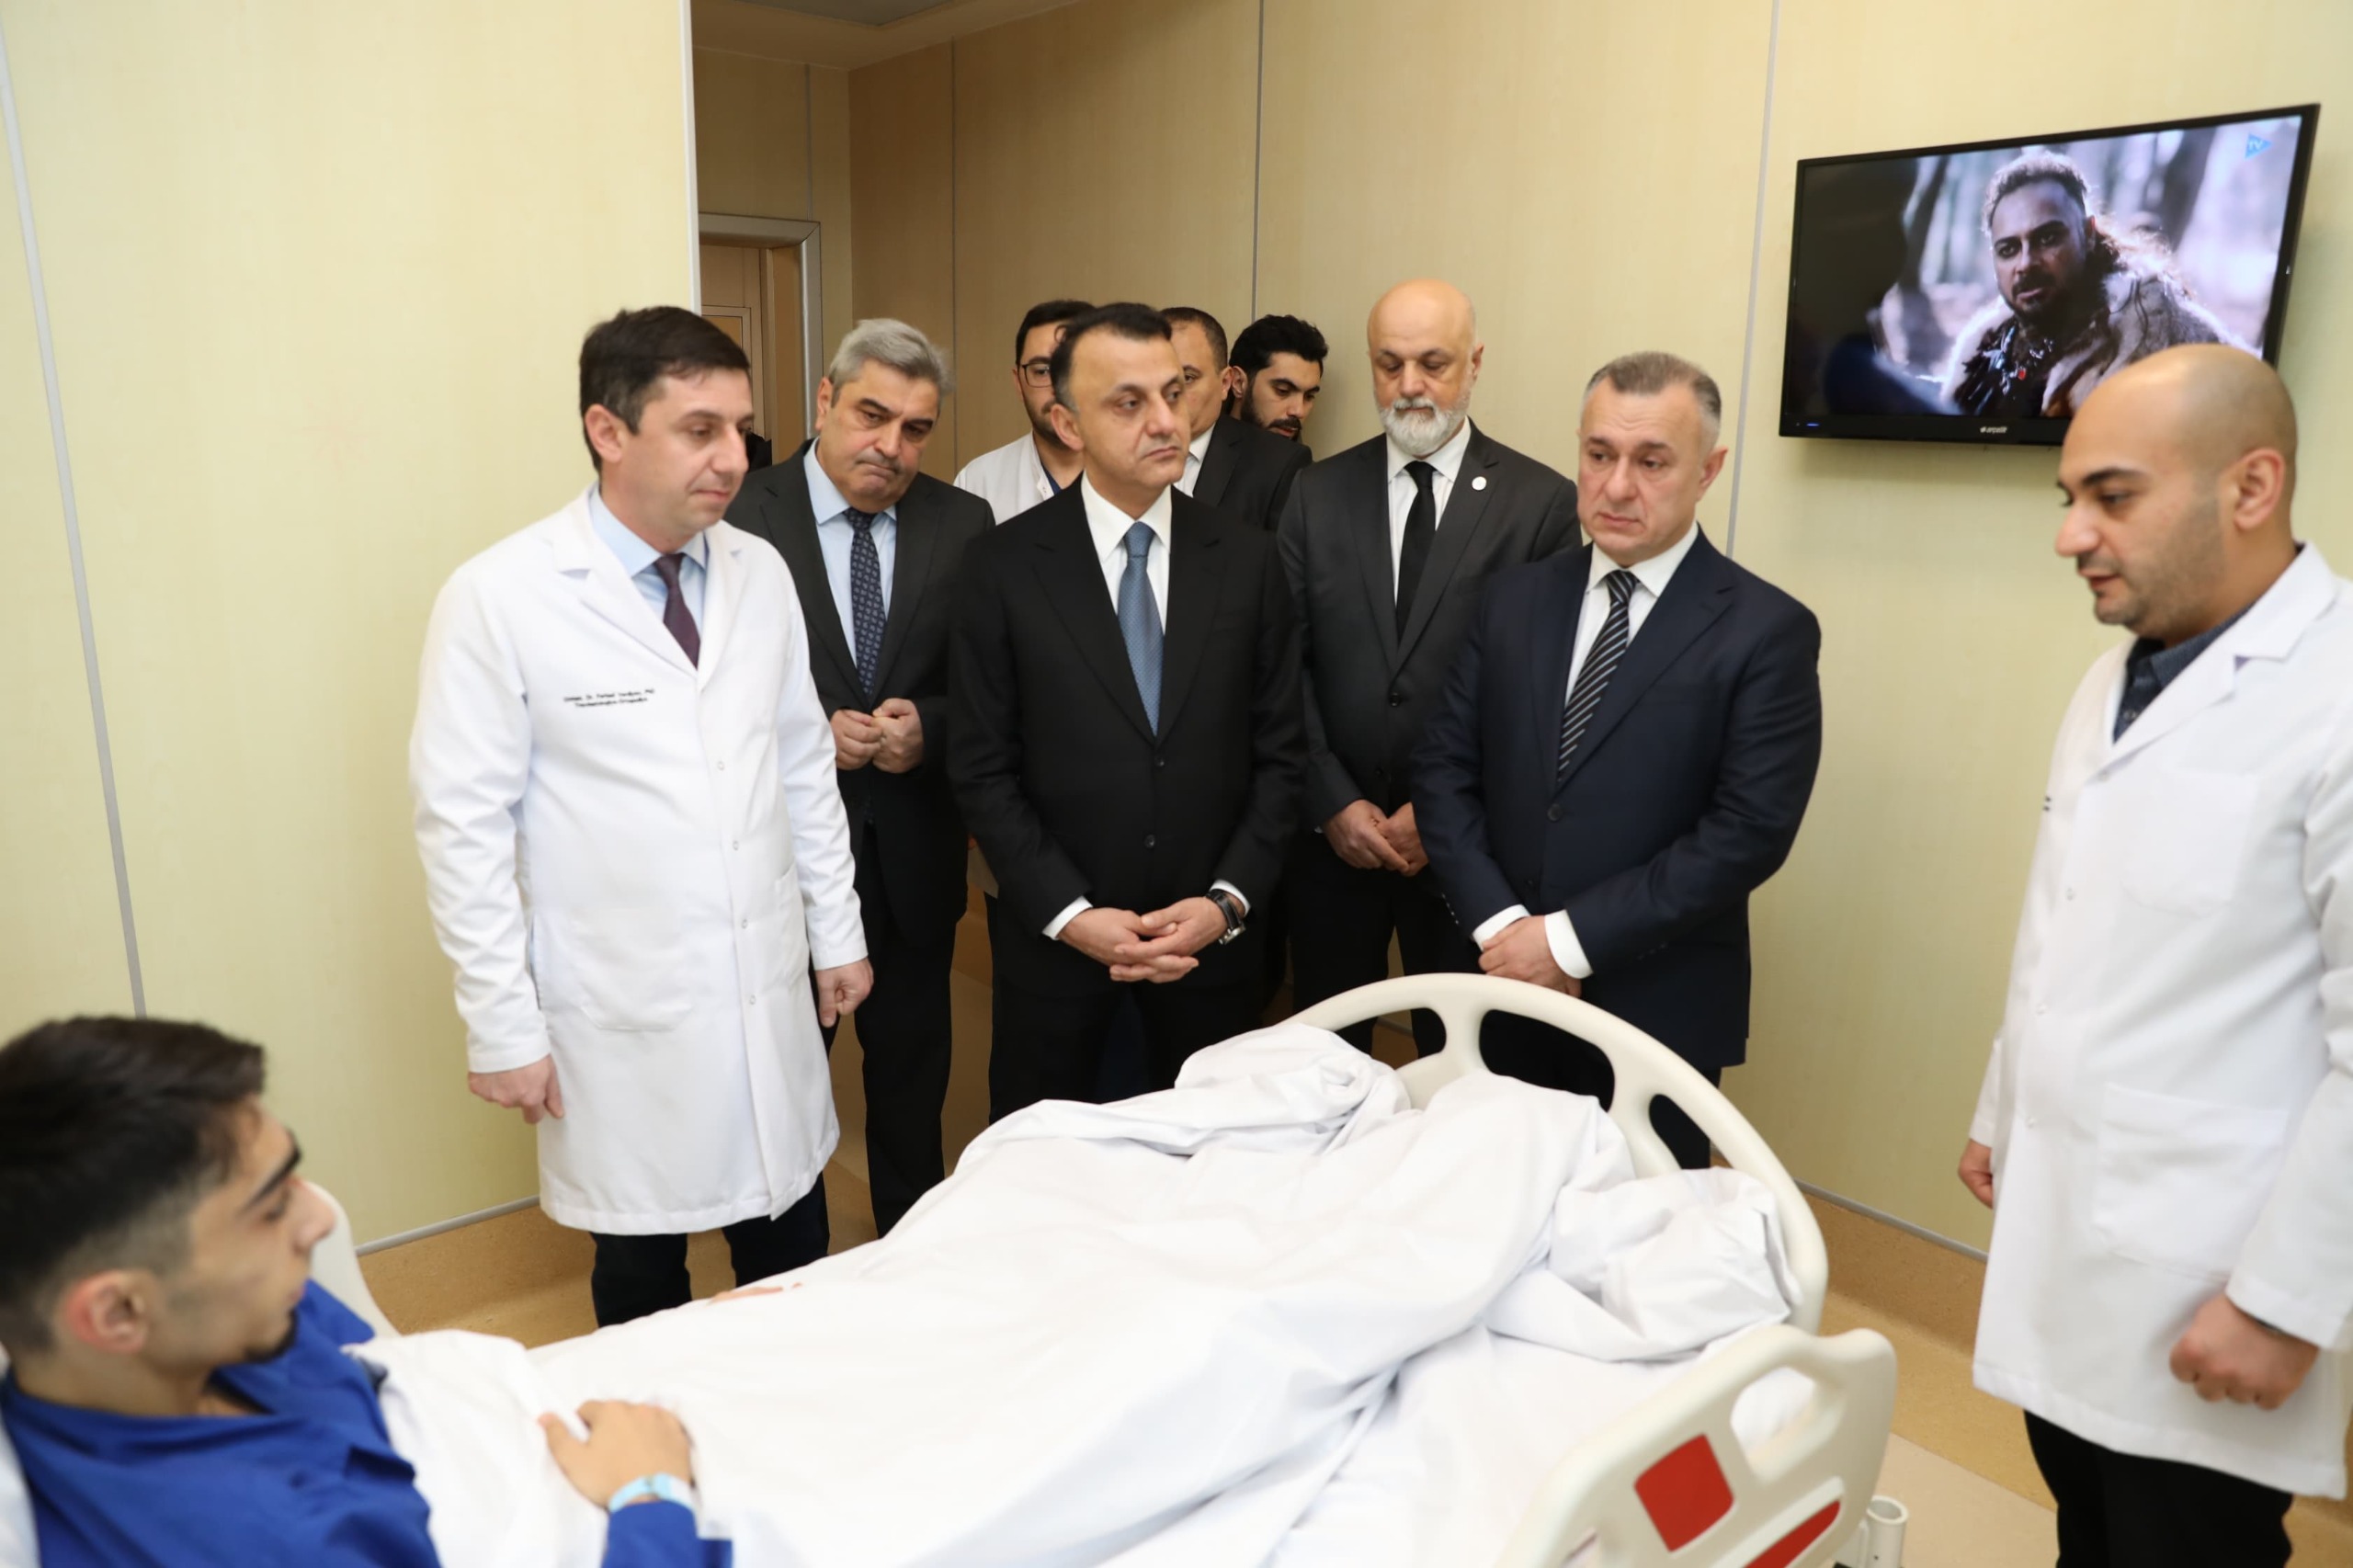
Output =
[
  {"x1": 1472, "y1": 904, "x2": 1529, "y2": 949},
  {"x1": 1543, "y1": 911, "x2": 1594, "y2": 981},
  {"x1": 1211, "y1": 880, "x2": 1249, "y2": 916},
  {"x1": 1045, "y1": 897, "x2": 1092, "y2": 940}
]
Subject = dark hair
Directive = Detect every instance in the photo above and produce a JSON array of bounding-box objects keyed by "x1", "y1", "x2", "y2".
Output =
[
  {"x1": 1048, "y1": 302, "x2": 1174, "y2": 410},
  {"x1": 1159, "y1": 306, "x2": 1228, "y2": 367},
  {"x1": 0, "y1": 1017, "x2": 265, "y2": 1353},
  {"x1": 577, "y1": 306, "x2": 751, "y2": 469},
  {"x1": 1013, "y1": 299, "x2": 1095, "y2": 366},
  {"x1": 1981, "y1": 151, "x2": 2092, "y2": 233},
  {"x1": 1229, "y1": 313, "x2": 1328, "y2": 378}
]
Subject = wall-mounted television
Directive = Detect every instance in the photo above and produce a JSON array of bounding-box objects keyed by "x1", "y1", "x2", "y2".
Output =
[{"x1": 1779, "y1": 105, "x2": 2317, "y2": 446}]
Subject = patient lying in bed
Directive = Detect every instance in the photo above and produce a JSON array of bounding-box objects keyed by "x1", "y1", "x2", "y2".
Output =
[{"x1": 0, "y1": 1017, "x2": 1798, "y2": 1568}]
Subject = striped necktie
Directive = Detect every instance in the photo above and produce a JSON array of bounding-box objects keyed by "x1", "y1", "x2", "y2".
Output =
[{"x1": 1557, "y1": 569, "x2": 1637, "y2": 778}]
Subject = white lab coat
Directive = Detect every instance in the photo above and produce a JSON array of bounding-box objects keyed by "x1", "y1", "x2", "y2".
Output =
[
  {"x1": 950, "y1": 431, "x2": 1058, "y2": 524},
  {"x1": 409, "y1": 490, "x2": 864, "y2": 1234},
  {"x1": 1971, "y1": 543, "x2": 2353, "y2": 1495}
]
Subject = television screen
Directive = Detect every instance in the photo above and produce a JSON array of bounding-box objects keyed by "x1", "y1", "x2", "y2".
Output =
[{"x1": 1779, "y1": 105, "x2": 2317, "y2": 445}]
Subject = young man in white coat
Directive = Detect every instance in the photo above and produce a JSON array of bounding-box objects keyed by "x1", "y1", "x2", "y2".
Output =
[
  {"x1": 411, "y1": 307, "x2": 871, "y2": 1326},
  {"x1": 1960, "y1": 345, "x2": 2353, "y2": 1564}
]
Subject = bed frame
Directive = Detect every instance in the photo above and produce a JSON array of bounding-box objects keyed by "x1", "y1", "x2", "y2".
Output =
[
  {"x1": 219, "y1": 975, "x2": 1895, "y2": 1568},
  {"x1": 1290, "y1": 974, "x2": 1897, "y2": 1568}
]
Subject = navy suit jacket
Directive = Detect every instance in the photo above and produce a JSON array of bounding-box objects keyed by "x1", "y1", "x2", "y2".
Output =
[{"x1": 1414, "y1": 529, "x2": 1822, "y2": 1070}]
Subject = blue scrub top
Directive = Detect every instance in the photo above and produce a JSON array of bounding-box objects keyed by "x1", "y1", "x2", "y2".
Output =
[{"x1": 2, "y1": 1280, "x2": 724, "y2": 1567}]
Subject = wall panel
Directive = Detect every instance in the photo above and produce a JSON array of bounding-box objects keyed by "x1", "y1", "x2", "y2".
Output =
[
  {"x1": 3, "y1": 0, "x2": 694, "y2": 1242},
  {"x1": 849, "y1": 43, "x2": 959, "y2": 477},
  {"x1": 694, "y1": 47, "x2": 814, "y2": 221}
]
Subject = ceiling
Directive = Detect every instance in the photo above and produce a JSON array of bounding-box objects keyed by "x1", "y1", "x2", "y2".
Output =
[
  {"x1": 693, "y1": 0, "x2": 1079, "y2": 68},
  {"x1": 733, "y1": 0, "x2": 955, "y2": 24}
]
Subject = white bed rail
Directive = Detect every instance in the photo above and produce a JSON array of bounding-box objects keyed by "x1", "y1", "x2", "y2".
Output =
[
  {"x1": 1290, "y1": 973, "x2": 1830, "y2": 1334},
  {"x1": 1495, "y1": 1324, "x2": 1897, "y2": 1568}
]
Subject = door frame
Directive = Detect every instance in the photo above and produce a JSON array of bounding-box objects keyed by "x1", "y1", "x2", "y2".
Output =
[{"x1": 697, "y1": 212, "x2": 821, "y2": 432}]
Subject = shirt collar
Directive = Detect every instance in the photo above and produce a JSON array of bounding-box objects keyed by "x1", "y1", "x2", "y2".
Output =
[
  {"x1": 1384, "y1": 416, "x2": 1475, "y2": 487},
  {"x1": 1590, "y1": 519, "x2": 1703, "y2": 601},
  {"x1": 587, "y1": 483, "x2": 708, "y2": 576},
  {"x1": 803, "y1": 453, "x2": 896, "y2": 528},
  {"x1": 1185, "y1": 426, "x2": 1214, "y2": 469},
  {"x1": 1079, "y1": 472, "x2": 1175, "y2": 559},
  {"x1": 2127, "y1": 602, "x2": 2253, "y2": 685}
]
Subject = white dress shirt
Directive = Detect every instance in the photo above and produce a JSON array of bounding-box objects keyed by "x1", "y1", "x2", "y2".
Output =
[
  {"x1": 1042, "y1": 474, "x2": 1245, "y2": 939},
  {"x1": 1471, "y1": 522, "x2": 1705, "y2": 978},
  {"x1": 1384, "y1": 416, "x2": 1476, "y2": 589},
  {"x1": 1174, "y1": 425, "x2": 1215, "y2": 497},
  {"x1": 952, "y1": 431, "x2": 1067, "y2": 524},
  {"x1": 803, "y1": 456, "x2": 897, "y2": 648},
  {"x1": 587, "y1": 484, "x2": 707, "y2": 623}
]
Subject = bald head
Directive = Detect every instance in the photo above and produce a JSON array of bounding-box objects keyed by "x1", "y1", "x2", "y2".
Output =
[
  {"x1": 1367, "y1": 279, "x2": 1483, "y2": 458},
  {"x1": 2055, "y1": 344, "x2": 2300, "y2": 644}
]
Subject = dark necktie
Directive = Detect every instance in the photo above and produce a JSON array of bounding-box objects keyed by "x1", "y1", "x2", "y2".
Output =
[
  {"x1": 847, "y1": 508, "x2": 885, "y2": 698},
  {"x1": 1394, "y1": 460, "x2": 1437, "y2": 637},
  {"x1": 1558, "y1": 570, "x2": 1637, "y2": 777},
  {"x1": 652, "y1": 552, "x2": 699, "y2": 667}
]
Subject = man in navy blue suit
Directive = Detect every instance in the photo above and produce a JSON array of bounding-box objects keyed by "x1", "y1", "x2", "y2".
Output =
[{"x1": 1415, "y1": 351, "x2": 1823, "y2": 1168}]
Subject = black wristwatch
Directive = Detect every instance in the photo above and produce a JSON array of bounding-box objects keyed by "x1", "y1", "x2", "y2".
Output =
[{"x1": 1206, "y1": 888, "x2": 1247, "y2": 944}]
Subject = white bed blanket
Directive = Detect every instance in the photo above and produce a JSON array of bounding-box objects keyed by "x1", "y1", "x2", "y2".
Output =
[{"x1": 350, "y1": 1025, "x2": 1796, "y2": 1568}]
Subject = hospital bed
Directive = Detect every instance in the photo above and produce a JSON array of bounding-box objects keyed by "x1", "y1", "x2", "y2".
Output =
[{"x1": 0, "y1": 975, "x2": 1896, "y2": 1568}]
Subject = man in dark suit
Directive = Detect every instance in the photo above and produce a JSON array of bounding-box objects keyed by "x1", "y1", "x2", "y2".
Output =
[
  {"x1": 949, "y1": 303, "x2": 1302, "y2": 1118},
  {"x1": 1279, "y1": 279, "x2": 1580, "y2": 1053},
  {"x1": 1164, "y1": 306, "x2": 1311, "y2": 532},
  {"x1": 1416, "y1": 351, "x2": 1823, "y2": 1169},
  {"x1": 727, "y1": 319, "x2": 992, "y2": 1233}
]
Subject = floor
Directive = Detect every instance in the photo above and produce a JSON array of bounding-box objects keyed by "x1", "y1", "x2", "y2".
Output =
[{"x1": 357, "y1": 906, "x2": 2353, "y2": 1564}]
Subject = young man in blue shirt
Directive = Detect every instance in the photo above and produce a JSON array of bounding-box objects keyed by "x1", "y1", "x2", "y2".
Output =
[{"x1": 0, "y1": 1016, "x2": 726, "y2": 1566}]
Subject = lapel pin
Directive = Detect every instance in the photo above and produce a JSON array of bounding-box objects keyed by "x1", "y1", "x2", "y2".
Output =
[{"x1": 1472, "y1": 475, "x2": 1487, "y2": 491}]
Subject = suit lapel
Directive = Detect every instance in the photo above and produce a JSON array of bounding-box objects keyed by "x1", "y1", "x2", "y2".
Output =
[
  {"x1": 695, "y1": 524, "x2": 751, "y2": 690},
  {"x1": 551, "y1": 496, "x2": 697, "y2": 676},
  {"x1": 1397, "y1": 425, "x2": 1501, "y2": 663},
  {"x1": 1529, "y1": 546, "x2": 1592, "y2": 768},
  {"x1": 1155, "y1": 499, "x2": 1229, "y2": 737},
  {"x1": 872, "y1": 485, "x2": 937, "y2": 694},
  {"x1": 1554, "y1": 530, "x2": 1735, "y2": 795},
  {"x1": 1346, "y1": 444, "x2": 1402, "y2": 668},
  {"x1": 1034, "y1": 495, "x2": 1156, "y2": 740},
  {"x1": 764, "y1": 459, "x2": 863, "y2": 696},
  {"x1": 1193, "y1": 420, "x2": 1242, "y2": 509}
]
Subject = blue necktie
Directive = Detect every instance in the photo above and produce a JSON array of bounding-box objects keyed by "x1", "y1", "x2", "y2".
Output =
[
  {"x1": 847, "y1": 508, "x2": 884, "y2": 698},
  {"x1": 1118, "y1": 521, "x2": 1163, "y2": 732}
]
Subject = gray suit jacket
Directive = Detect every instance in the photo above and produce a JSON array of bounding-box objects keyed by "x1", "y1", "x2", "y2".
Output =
[{"x1": 1277, "y1": 424, "x2": 1578, "y2": 826}]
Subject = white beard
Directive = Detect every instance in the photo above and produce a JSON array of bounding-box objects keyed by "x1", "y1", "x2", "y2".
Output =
[{"x1": 1380, "y1": 396, "x2": 1468, "y2": 458}]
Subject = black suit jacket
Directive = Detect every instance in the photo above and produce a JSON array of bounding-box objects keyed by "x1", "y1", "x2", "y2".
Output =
[
  {"x1": 1414, "y1": 531, "x2": 1823, "y2": 1070},
  {"x1": 1278, "y1": 425, "x2": 1579, "y2": 824},
  {"x1": 726, "y1": 449, "x2": 994, "y2": 945},
  {"x1": 949, "y1": 485, "x2": 1304, "y2": 995},
  {"x1": 1192, "y1": 415, "x2": 1311, "y2": 532}
]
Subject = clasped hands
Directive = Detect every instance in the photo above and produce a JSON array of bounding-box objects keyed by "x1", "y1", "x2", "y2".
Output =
[
  {"x1": 1061, "y1": 899, "x2": 1231, "y2": 983},
  {"x1": 1324, "y1": 800, "x2": 1427, "y2": 875},
  {"x1": 1955, "y1": 1139, "x2": 2319, "y2": 1411},
  {"x1": 832, "y1": 699, "x2": 923, "y2": 772}
]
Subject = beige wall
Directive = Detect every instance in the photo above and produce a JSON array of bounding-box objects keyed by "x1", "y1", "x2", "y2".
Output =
[
  {"x1": 849, "y1": 44, "x2": 959, "y2": 477},
  {"x1": 0, "y1": 0, "x2": 695, "y2": 1243},
  {"x1": 847, "y1": 0, "x2": 2353, "y2": 1249},
  {"x1": 692, "y1": 47, "x2": 855, "y2": 441}
]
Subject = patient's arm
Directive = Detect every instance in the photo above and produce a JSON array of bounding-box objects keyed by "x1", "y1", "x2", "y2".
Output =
[{"x1": 540, "y1": 1401, "x2": 730, "y2": 1565}]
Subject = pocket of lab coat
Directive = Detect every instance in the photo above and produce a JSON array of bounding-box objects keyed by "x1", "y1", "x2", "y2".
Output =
[
  {"x1": 2118, "y1": 769, "x2": 2257, "y2": 915},
  {"x1": 539, "y1": 907, "x2": 694, "y2": 1032},
  {"x1": 2091, "y1": 1084, "x2": 2289, "y2": 1278}
]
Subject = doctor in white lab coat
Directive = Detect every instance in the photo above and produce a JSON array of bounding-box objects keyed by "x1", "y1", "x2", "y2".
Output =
[
  {"x1": 1961, "y1": 347, "x2": 2353, "y2": 1566},
  {"x1": 412, "y1": 307, "x2": 870, "y2": 1327}
]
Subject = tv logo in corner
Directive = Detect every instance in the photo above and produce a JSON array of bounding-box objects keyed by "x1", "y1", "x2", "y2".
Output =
[{"x1": 2247, "y1": 134, "x2": 2273, "y2": 158}]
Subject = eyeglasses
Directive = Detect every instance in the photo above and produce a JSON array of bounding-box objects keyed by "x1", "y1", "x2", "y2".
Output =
[{"x1": 1019, "y1": 358, "x2": 1054, "y2": 386}]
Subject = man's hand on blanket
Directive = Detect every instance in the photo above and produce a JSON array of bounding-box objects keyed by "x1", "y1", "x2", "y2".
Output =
[
  {"x1": 1063, "y1": 906, "x2": 1198, "y2": 982},
  {"x1": 1957, "y1": 1140, "x2": 1995, "y2": 1208},
  {"x1": 1477, "y1": 915, "x2": 1579, "y2": 994},
  {"x1": 814, "y1": 960, "x2": 873, "y2": 1027},
  {"x1": 540, "y1": 1400, "x2": 697, "y2": 1508},
  {"x1": 470, "y1": 1056, "x2": 564, "y2": 1124},
  {"x1": 2169, "y1": 1294, "x2": 2319, "y2": 1411}
]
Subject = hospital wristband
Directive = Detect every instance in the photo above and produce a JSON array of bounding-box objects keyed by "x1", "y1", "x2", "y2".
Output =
[{"x1": 608, "y1": 1472, "x2": 697, "y2": 1514}]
